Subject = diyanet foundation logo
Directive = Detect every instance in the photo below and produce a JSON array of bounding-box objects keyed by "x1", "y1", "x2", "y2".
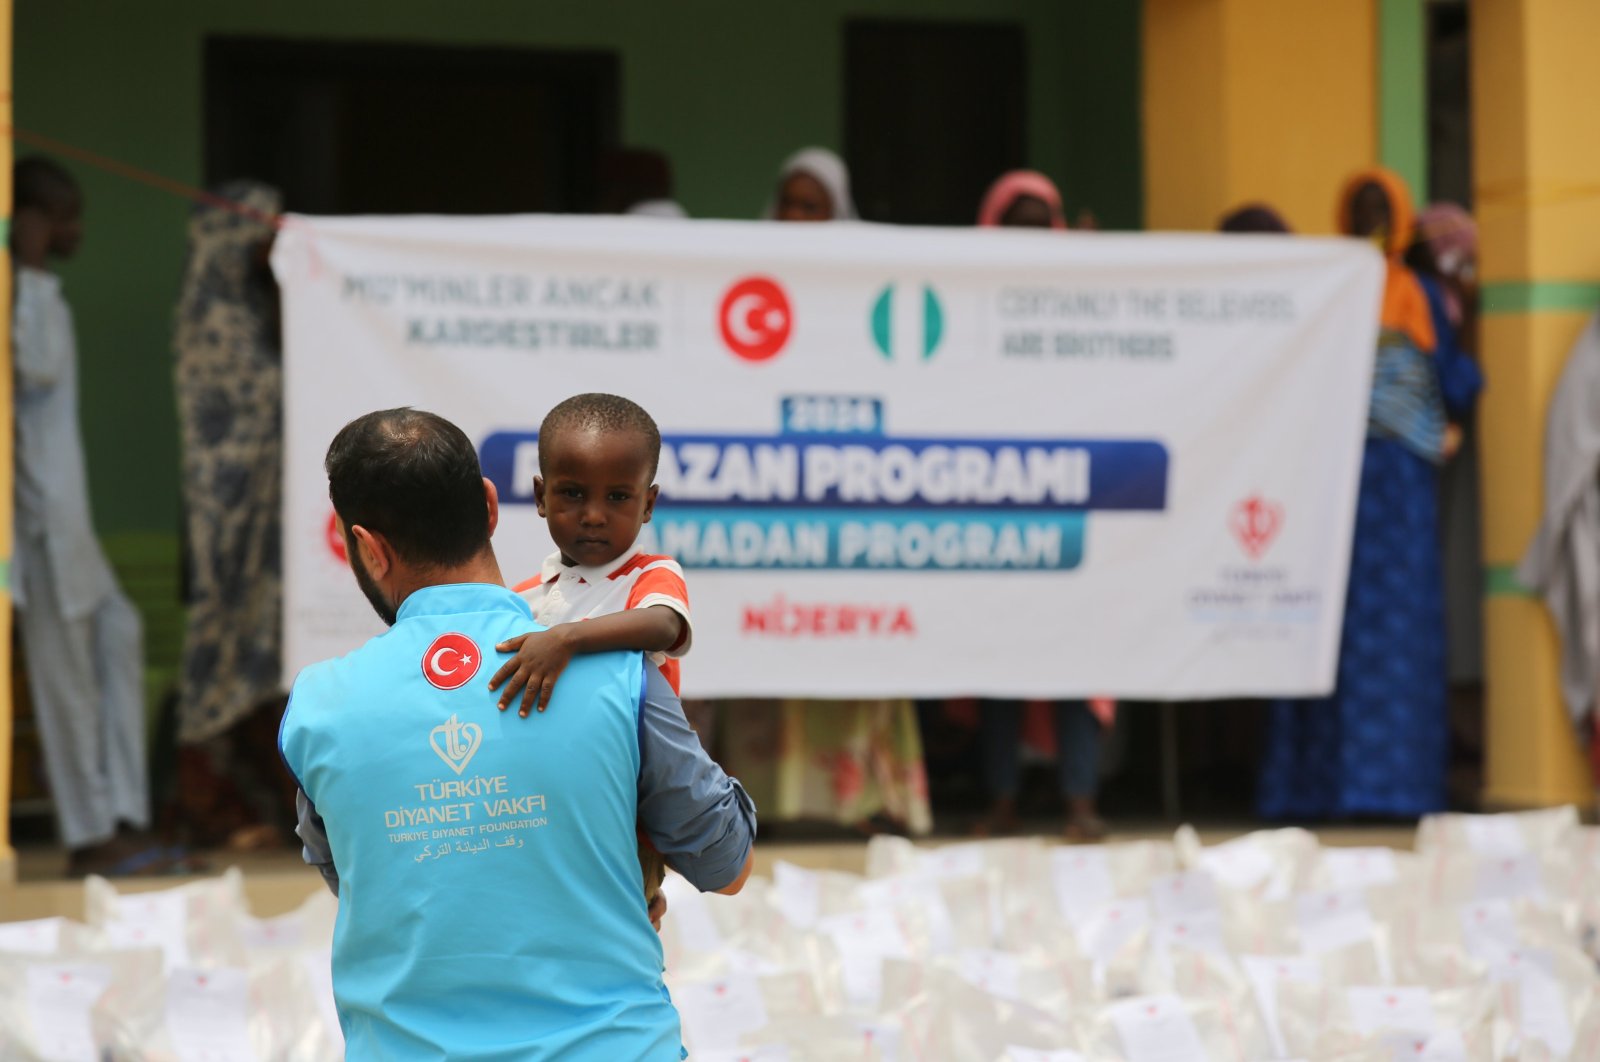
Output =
[
  {"x1": 1230, "y1": 495, "x2": 1283, "y2": 559},
  {"x1": 430, "y1": 713, "x2": 482, "y2": 775}
]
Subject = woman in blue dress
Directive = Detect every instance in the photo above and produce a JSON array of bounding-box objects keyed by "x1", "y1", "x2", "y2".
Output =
[{"x1": 1257, "y1": 168, "x2": 1455, "y2": 819}]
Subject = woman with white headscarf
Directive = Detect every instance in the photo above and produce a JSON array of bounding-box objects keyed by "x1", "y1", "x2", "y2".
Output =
[
  {"x1": 764, "y1": 147, "x2": 859, "y2": 222},
  {"x1": 713, "y1": 149, "x2": 933, "y2": 837}
]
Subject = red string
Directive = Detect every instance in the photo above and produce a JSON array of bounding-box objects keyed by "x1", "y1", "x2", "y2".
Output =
[{"x1": 6, "y1": 125, "x2": 283, "y2": 227}]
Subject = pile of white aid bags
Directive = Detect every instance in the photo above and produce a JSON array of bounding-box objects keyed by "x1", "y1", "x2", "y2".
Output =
[
  {"x1": 0, "y1": 868, "x2": 340, "y2": 1059},
  {"x1": 660, "y1": 808, "x2": 1600, "y2": 1062},
  {"x1": 0, "y1": 809, "x2": 1596, "y2": 1060}
]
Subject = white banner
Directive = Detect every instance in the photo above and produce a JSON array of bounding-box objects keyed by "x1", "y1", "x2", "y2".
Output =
[{"x1": 274, "y1": 216, "x2": 1381, "y2": 699}]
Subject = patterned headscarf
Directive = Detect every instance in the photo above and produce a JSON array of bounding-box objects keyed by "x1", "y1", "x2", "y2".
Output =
[
  {"x1": 1415, "y1": 202, "x2": 1477, "y2": 278},
  {"x1": 1415, "y1": 202, "x2": 1477, "y2": 327},
  {"x1": 175, "y1": 180, "x2": 284, "y2": 363}
]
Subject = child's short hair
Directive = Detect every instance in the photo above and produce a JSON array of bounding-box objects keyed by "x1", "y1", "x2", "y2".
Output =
[
  {"x1": 539, "y1": 393, "x2": 662, "y2": 477},
  {"x1": 14, "y1": 155, "x2": 79, "y2": 213}
]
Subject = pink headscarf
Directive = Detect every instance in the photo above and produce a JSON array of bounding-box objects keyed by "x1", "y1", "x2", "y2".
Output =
[
  {"x1": 1415, "y1": 202, "x2": 1478, "y2": 326},
  {"x1": 1415, "y1": 202, "x2": 1477, "y2": 278},
  {"x1": 977, "y1": 170, "x2": 1067, "y2": 229}
]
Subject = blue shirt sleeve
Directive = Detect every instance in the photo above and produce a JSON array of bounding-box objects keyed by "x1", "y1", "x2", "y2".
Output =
[
  {"x1": 295, "y1": 789, "x2": 341, "y2": 897},
  {"x1": 636, "y1": 663, "x2": 756, "y2": 892}
]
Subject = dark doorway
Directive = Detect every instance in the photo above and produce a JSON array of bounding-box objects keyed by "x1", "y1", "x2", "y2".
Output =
[
  {"x1": 204, "y1": 38, "x2": 620, "y2": 215},
  {"x1": 1425, "y1": 2, "x2": 1470, "y2": 207},
  {"x1": 845, "y1": 20, "x2": 1027, "y2": 225}
]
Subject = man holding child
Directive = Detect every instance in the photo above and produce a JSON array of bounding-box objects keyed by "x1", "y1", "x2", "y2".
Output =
[{"x1": 281, "y1": 407, "x2": 754, "y2": 1059}]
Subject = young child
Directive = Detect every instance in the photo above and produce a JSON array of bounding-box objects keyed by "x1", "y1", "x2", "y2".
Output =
[{"x1": 489, "y1": 392, "x2": 691, "y2": 904}]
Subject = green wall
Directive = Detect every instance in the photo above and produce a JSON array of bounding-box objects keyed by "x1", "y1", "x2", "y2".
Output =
[{"x1": 15, "y1": 0, "x2": 1141, "y2": 539}]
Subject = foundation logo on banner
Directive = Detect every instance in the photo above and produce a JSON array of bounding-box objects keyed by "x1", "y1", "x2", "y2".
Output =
[
  {"x1": 1231, "y1": 495, "x2": 1284, "y2": 559},
  {"x1": 422, "y1": 632, "x2": 481, "y2": 691},
  {"x1": 719, "y1": 276, "x2": 792, "y2": 362},
  {"x1": 871, "y1": 283, "x2": 943, "y2": 361}
]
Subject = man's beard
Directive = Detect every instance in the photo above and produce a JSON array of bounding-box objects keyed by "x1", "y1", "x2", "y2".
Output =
[{"x1": 349, "y1": 541, "x2": 398, "y2": 626}]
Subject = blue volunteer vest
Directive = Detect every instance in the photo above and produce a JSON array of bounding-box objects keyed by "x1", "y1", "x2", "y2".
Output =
[{"x1": 280, "y1": 582, "x2": 681, "y2": 1061}]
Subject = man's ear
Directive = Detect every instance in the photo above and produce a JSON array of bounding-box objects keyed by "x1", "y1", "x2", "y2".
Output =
[
  {"x1": 483, "y1": 477, "x2": 501, "y2": 537},
  {"x1": 642, "y1": 483, "x2": 659, "y2": 524},
  {"x1": 350, "y1": 524, "x2": 392, "y2": 580},
  {"x1": 532, "y1": 475, "x2": 548, "y2": 518}
]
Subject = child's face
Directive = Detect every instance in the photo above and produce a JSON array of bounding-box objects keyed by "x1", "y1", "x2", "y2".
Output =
[{"x1": 534, "y1": 427, "x2": 658, "y2": 568}]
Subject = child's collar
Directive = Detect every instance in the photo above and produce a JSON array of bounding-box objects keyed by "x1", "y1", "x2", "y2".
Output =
[{"x1": 541, "y1": 546, "x2": 642, "y2": 586}]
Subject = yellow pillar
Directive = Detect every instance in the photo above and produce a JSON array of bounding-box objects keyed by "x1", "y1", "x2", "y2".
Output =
[
  {"x1": 1474, "y1": 0, "x2": 1600, "y2": 809},
  {"x1": 0, "y1": 0, "x2": 15, "y2": 883},
  {"x1": 1143, "y1": 0, "x2": 1377, "y2": 234}
]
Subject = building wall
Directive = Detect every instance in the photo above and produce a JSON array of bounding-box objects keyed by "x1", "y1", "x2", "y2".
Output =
[
  {"x1": 14, "y1": 0, "x2": 1141, "y2": 539},
  {"x1": 1143, "y1": 0, "x2": 1378, "y2": 234}
]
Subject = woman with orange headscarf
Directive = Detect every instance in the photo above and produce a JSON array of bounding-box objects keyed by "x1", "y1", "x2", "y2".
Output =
[{"x1": 1257, "y1": 168, "x2": 1452, "y2": 820}]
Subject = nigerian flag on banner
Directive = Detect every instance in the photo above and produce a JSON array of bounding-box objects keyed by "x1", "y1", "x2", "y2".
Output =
[{"x1": 871, "y1": 282, "x2": 944, "y2": 360}]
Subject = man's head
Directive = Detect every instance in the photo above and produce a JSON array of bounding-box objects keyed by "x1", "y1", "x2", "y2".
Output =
[
  {"x1": 13, "y1": 156, "x2": 84, "y2": 261},
  {"x1": 534, "y1": 393, "x2": 661, "y2": 568},
  {"x1": 325, "y1": 408, "x2": 497, "y2": 624}
]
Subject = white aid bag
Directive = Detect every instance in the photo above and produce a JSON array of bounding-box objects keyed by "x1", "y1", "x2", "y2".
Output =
[
  {"x1": 84, "y1": 866, "x2": 249, "y2": 970},
  {"x1": 998, "y1": 1048, "x2": 1085, "y2": 1062},
  {"x1": 1415, "y1": 808, "x2": 1579, "y2": 860},
  {"x1": 690, "y1": 1047, "x2": 795, "y2": 1062},
  {"x1": 723, "y1": 1014, "x2": 906, "y2": 1061},
  {"x1": 853, "y1": 869, "x2": 999, "y2": 954},
  {"x1": 236, "y1": 887, "x2": 337, "y2": 959},
  {"x1": 0, "y1": 916, "x2": 100, "y2": 956},
  {"x1": 1072, "y1": 991, "x2": 1273, "y2": 1061},
  {"x1": 866, "y1": 835, "x2": 1043, "y2": 880},
  {"x1": 1275, "y1": 983, "x2": 1496, "y2": 1060},
  {"x1": 1292, "y1": 887, "x2": 1393, "y2": 982},
  {"x1": 1175, "y1": 825, "x2": 1320, "y2": 901},
  {"x1": 1474, "y1": 944, "x2": 1597, "y2": 1060},
  {"x1": 1413, "y1": 847, "x2": 1581, "y2": 923},
  {"x1": 659, "y1": 868, "x2": 734, "y2": 963},
  {"x1": 0, "y1": 946, "x2": 160, "y2": 1061},
  {"x1": 815, "y1": 905, "x2": 919, "y2": 1010},
  {"x1": 1142, "y1": 868, "x2": 1293, "y2": 982},
  {"x1": 767, "y1": 859, "x2": 866, "y2": 930},
  {"x1": 1310, "y1": 846, "x2": 1424, "y2": 894},
  {"x1": 878, "y1": 949, "x2": 1087, "y2": 1016},
  {"x1": 293, "y1": 948, "x2": 344, "y2": 1061},
  {"x1": 880, "y1": 963, "x2": 1080, "y2": 1062},
  {"x1": 669, "y1": 969, "x2": 820, "y2": 1056},
  {"x1": 91, "y1": 960, "x2": 329, "y2": 1061}
]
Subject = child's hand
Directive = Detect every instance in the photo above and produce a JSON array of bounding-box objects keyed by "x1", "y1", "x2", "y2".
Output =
[
  {"x1": 1443, "y1": 422, "x2": 1464, "y2": 461},
  {"x1": 488, "y1": 628, "x2": 577, "y2": 717}
]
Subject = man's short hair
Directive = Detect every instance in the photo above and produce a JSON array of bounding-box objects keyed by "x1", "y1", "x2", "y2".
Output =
[
  {"x1": 14, "y1": 155, "x2": 79, "y2": 213},
  {"x1": 538, "y1": 393, "x2": 662, "y2": 477},
  {"x1": 325, "y1": 409, "x2": 489, "y2": 568}
]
